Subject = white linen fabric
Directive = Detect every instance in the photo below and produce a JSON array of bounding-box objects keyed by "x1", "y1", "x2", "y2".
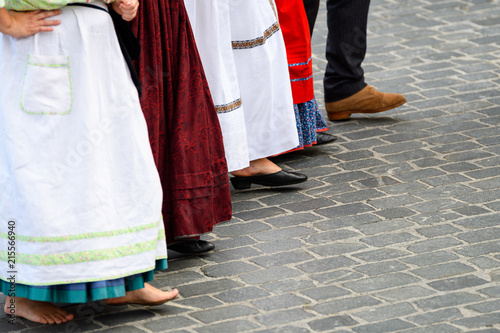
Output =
[
  {"x1": 0, "y1": 2, "x2": 166, "y2": 286},
  {"x1": 185, "y1": 0, "x2": 299, "y2": 172}
]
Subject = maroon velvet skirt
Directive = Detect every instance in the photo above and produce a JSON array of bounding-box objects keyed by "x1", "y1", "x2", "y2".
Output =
[{"x1": 130, "y1": 0, "x2": 232, "y2": 242}]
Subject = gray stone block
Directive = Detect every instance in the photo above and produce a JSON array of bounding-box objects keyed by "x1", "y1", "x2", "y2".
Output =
[
  {"x1": 261, "y1": 279, "x2": 316, "y2": 294},
  {"x1": 417, "y1": 224, "x2": 461, "y2": 238},
  {"x1": 309, "y1": 243, "x2": 367, "y2": 257},
  {"x1": 401, "y1": 251, "x2": 460, "y2": 267},
  {"x1": 251, "y1": 294, "x2": 309, "y2": 312},
  {"x1": 94, "y1": 310, "x2": 155, "y2": 326},
  {"x1": 143, "y1": 316, "x2": 198, "y2": 332},
  {"x1": 177, "y1": 279, "x2": 243, "y2": 298},
  {"x1": 308, "y1": 316, "x2": 358, "y2": 331},
  {"x1": 169, "y1": 296, "x2": 222, "y2": 310},
  {"x1": 250, "y1": 250, "x2": 316, "y2": 268},
  {"x1": 279, "y1": 198, "x2": 336, "y2": 212},
  {"x1": 300, "y1": 285, "x2": 351, "y2": 301},
  {"x1": 202, "y1": 261, "x2": 260, "y2": 278},
  {"x1": 376, "y1": 286, "x2": 436, "y2": 301},
  {"x1": 311, "y1": 296, "x2": 381, "y2": 315},
  {"x1": 428, "y1": 274, "x2": 489, "y2": 291},
  {"x1": 407, "y1": 237, "x2": 463, "y2": 253},
  {"x1": 353, "y1": 248, "x2": 410, "y2": 262},
  {"x1": 254, "y1": 239, "x2": 304, "y2": 254},
  {"x1": 252, "y1": 226, "x2": 316, "y2": 242},
  {"x1": 265, "y1": 212, "x2": 322, "y2": 228},
  {"x1": 313, "y1": 214, "x2": 381, "y2": 231},
  {"x1": 296, "y1": 256, "x2": 358, "y2": 274},
  {"x1": 353, "y1": 260, "x2": 409, "y2": 276},
  {"x1": 354, "y1": 302, "x2": 416, "y2": 322},
  {"x1": 254, "y1": 309, "x2": 315, "y2": 327},
  {"x1": 233, "y1": 207, "x2": 287, "y2": 221},
  {"x1": 189, "y1": 305, "x2": 258, "y2": 324},
  {"x1": 396, "y1": 324, "x2": 461, "y2": 333},
  {"x1": 360, "y1": 232, "x2": 419, "y2": 247},
  {"x1": 409, "y1": 198, "x2": 464, "y2": 214},
  {"x1": 458, "y1": 228, "x2": 500, "y2": 243},
  {"x1": 452, "y1": 313, "x2": 500, "y2": 329},
  {"x1": 239, "y1": 267, "x2": 303, "y2": 285},
  {"x1": 214, "y1": 221, "x2": 271, "y2": 237},
  {"x1": 409, "y1": 211, "x2": 462, "y2": 225},
  {"x1": 412, "y1": 262, "x2": 475, "y2": 279},
  {"x1": 454, "y1": 241, "x2": 500, "y2": 257},
  {"x1": 303, "y1": 229, "x2": 362, "y2": 244},
  {"x1": 407, "y1": 308, "x2": 463, "y2": 325},
  {"x1": 91, "y1": 327, "x2": 148, "y2": 333},
  {"x1": 354, "y1": 219, "x2": 414, "y2": 236},
  {"x1": 342, "y1": 273, "x2": 420, "y2": 292},
  {"x1": 352, "y1": 319, "x2": 415, "y2": 333},
  {"x1": 315, "y1": 203, "x2": 375, "y2": 218},
  {"x1": 194, "y1": 319, "x2": 261, "y2": 333},
  {"x1": 214, "y1": 286, "x2": 270, "y2": 303},
  {"x1": 254, "y1": 326, "x2": 311, "y2": 333},
  {"x1": 415, "y1": 292, "x2": 484, "y2": 310},
  {"x1": 466, "y1": 299, "x2": 500, "y2": 313}
]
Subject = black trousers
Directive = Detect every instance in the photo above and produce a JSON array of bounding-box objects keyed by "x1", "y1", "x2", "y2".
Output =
[{"x1": 303, "y1": 0, "x2": 370, "y2": 102}]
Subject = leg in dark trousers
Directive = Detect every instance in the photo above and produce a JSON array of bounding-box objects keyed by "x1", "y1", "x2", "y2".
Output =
[
  {"x1": 302, "y1": 0, "x2": 320, "y2": 36},
  {"x1": 305, "y1": 0, "x2": 406, "y2": 120},
  {"x1": 324, "y1": 0, "x2": 370, "y2": 103}
]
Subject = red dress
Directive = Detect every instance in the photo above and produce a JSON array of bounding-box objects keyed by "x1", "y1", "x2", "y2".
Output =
[
  {"x1": 275, "y1": 0, "x2": 329, "y2": 151},
  {"x1": 130, "y1": 0, "x2": 232, "y2": 242}
]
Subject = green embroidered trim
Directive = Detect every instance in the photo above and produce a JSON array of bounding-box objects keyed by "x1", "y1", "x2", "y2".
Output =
[
  {"x1": 0, "y1": 257, "x2": 168, "y2": 286},
  {"x1": 27, "y1": 61, "x2": 68, "y2": 68},
  {"x1": 0, "y1": 220, "x2": 161, "y2": 243},
  {"x1": 158, "y1": 227, "x2": 166, "y2": 241},
  {"x1": 0, "y1": 238, "x2": 159, "y2": 266},
  {"x1": 20, "y1": 54, "x2": 73, "y2": 116}
]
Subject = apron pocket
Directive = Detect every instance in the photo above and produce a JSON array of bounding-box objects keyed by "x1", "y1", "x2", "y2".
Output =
[{"x1": 21, "y1": 54, "x2": 72, "y2": 115}]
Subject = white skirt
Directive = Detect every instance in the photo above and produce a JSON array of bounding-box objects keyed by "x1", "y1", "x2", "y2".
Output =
[
  {"x1": 0, "y1": 2, "x2": 166, "y2": 286},
  {"x1": 185, "y1": 0, "x2": 299, "y2": 172}
]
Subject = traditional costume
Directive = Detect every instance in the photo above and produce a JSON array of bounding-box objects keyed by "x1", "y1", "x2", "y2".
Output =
[
  {"x1": 184, "y1": 0, "x2": 299, "y2": 172},
  {"x1": 130, "y1": 0, "x2": 232, "y2": 242},
  {"x1": 275, "y1": 0, "x2": 329, "y2": 151},
  {"x1": 0, "y1": 0, "x2": 167, "y2": 302}
]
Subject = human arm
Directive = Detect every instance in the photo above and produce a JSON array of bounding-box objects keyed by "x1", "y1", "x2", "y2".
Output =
[
  {"x1": 0, "y1": 7, "x2": 61, "y2": 38},
  {"x1": 5, "y1": 0, "x2": 115, "y2": 11},
  {"x1": 111, "y1": 0, "x2": 139, "y2": 21}
]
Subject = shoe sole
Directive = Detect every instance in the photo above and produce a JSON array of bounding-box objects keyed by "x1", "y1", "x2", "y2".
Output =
[
  {"x1": 327, "y1": 100, "x2": 407, "y2": 121},
  {"x1": 231, "y1": 177, "x2": 308, "y2": 190}
]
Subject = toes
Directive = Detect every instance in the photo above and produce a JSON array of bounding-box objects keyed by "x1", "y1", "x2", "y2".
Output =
[
  {"x1": 52, "y1": 312, "x2": 68, "y2": 324},
  {"x1": 40, "y1": 314, "x2": 54, "y2": 324}
]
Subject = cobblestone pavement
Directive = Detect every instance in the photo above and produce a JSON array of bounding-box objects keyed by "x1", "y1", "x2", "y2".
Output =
[{"x1": 3, "y1": 0, "x2": 500, "y2": 332}]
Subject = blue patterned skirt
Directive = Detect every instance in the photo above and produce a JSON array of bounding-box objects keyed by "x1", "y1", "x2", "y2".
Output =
[
  {"x1": 290, "y1": 97, "x2": 329, "y2": 152},
  {"x1": 0, "y1": 259, "x2": 167, "y2": 303}
]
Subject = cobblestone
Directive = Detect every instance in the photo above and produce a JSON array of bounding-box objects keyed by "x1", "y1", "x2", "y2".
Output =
[{"x1": 4, "y1": 0, "x2": 500, "y2": 332}]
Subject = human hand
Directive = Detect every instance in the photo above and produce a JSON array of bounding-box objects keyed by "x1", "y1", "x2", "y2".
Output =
[
  {"x1": 1, "y1": 10, "x2": 61, "y2": 38},
  {"x1": 112, "y1": 0, "x2": 139, "y2": 21}
]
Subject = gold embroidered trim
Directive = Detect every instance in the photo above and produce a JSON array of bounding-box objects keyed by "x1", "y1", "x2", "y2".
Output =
[
  {"x1": 216, "y1": 98, "x2": 242, "y2": 114},
  {"x1": 232, "y1": 22, "x2": 280, "y2": 50}
]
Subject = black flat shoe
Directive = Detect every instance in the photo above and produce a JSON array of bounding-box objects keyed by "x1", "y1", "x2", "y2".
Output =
[
  {"x1": 168, "y1": 240, "x2": 215, "y2": 254},
  {"x1": 315, "y1": 132, "x2": 337, "y2": 145},
  {"x1": 230, "y1": 170, "x2": 308, "y2": 189}
]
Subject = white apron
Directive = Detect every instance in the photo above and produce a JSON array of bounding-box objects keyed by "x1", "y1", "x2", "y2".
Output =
[
  {"x1": 0, "y1": 2, "x2": 166, "y2": 286},
  {"x1": 185, "y1": 0, "x2": 299, "y2": 172}
]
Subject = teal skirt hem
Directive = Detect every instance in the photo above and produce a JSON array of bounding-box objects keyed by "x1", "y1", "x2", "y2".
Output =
[{"x1": 0, "y1": 259, "x2": 167, "y2": 303}]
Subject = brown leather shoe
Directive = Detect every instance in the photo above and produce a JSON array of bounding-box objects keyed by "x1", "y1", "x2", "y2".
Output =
[{"x1": 325, "y1": 85, "x2": 406, "y2": 121}]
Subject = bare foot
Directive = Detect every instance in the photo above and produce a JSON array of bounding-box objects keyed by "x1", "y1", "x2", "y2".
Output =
[
  {"x1": 4, "y1": 297, "x2": 74, "y2": 324},
  {"x1": 230, "y1": 158, "x2": 281, "y2": 177},
  {"x1": 102, "y1": 283, "x2": 179, "y2": 306}
]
